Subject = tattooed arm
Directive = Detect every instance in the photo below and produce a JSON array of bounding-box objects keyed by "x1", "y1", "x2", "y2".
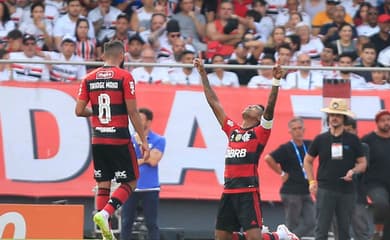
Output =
[
  {"x1": 193, "y1": 58, "x2": 226, "y2": 126},
  {"x1": 263, "y1": 64, "x2": 283, "y2": 121}
]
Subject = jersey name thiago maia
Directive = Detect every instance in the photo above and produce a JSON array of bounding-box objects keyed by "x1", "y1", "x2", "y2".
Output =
[
  {"x1": 222, "y1": 117, "x2": 271, "y2": 194},
  {"x1": 78, "y1": 66, "x2": 136, "y2": 145}
]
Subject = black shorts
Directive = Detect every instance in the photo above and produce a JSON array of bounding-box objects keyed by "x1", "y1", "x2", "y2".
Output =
[
  {"x1": 92, "y1": 144, "x2": 138, "y2": 183},
  {"x1": 215, "y1": 191, "x2": 263, "y2": 232}
]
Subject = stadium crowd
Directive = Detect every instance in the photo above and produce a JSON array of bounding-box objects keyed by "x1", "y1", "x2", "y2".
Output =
[{"x1": 0, "y1": 0, "x2": 388, "y2": 88}]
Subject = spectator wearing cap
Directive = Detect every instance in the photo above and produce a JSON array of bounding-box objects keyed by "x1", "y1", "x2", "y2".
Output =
[
  {"x1": 156, "y1": 19, "x2": 195, "y2": 63},
  {"x1": 87, "y1": 0, "x2": 123, "y2": 42},
  {"x1": 131, "y1": 47, "x2": 170, "y2": 84},
  {"x1": 356, "y1": 6, "x2": 380, "y2": 37},
  {"x1": 168, "y1": 50, "x2": 200, "y2": 85},
  {"x1": 74, "y1": 18, "x2": 97, "y2": 63},
  {"x1": 7, "y1": 34, "x2": 50, "y2": 81},
  {"x1": 44, "y1": 35, "x2": 86, "y2": 82},
  {"x1": 205, "y1": 0, "x2": 245, "y2": 59},
  {"x1": 312, "y1": 0, "x2": 353, "y2": 36},
  {"x1": 296, "y1": 22, "x2": 324, "y2": 59},
  {"x1": 206, "y1": 54, "x2": 239, "y2": 87},
  {"x1": 53, "y1": 0, "x2": 95, "y2": 51},
  {"x1": 125, "y1": 33, "x2": 145, "y2": 71},
  {"x1": 96, "y1": 14, "x2": 131, "y2": 59},
  {"x1": 304, "y1": 98, "x2": 367, "y2": 240},
  {"x1": 0, "y1": 2, "x2": 15, "y2": 41},
  {"x1": 171, "y1": 0, "x2": 207, "y2": 52},
  {"x1": 362, "y1": 109, "x2": 390, "y2": 240},
  {"x1": 369, "y1": 14, "x2": 390, "y2": 54},
  {"x1": 19, "y1": 2, "x2": 54, "y2": 50},
  {"x1": 319, "y1": 5, "x2": 358, "y2": 44}
]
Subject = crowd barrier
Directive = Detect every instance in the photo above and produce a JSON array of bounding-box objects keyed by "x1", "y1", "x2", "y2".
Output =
[{"x1": 0, "y1": 81, "x2": 388, "y2": 201}]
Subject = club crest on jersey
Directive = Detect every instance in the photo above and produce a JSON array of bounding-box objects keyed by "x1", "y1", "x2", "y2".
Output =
[
  {"x1": 230, "y1": 130, "x2": 254, "y2": 142},
  {"x1": 96, "y1": 70, "x2": 114, "y2": 79},
  {"x1": 24, "y1": 67, "x2": 31, "y2": 75}
]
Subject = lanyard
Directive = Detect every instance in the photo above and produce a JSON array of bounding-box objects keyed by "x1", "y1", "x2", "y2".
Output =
[{"x1": 290, "y1": 140, "x2": 307, "y2": 179}]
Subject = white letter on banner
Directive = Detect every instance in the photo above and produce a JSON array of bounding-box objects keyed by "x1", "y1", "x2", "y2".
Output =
[
  {"x1": 159, "y1": 91, "x2": 227, "y2": 184},
  {"x1": 0, "y1": 212, "x2": 26, "y2": 239},
  {"x1": 0, "y1": 86, "x2": 90, "y2": 181}
]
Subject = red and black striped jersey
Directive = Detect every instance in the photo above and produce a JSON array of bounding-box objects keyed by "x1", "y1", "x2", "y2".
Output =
[
  {"x1": 222, "y1": 117, "x2": 271, "y2": 194},
  {"x1": 78, "y1": 66, "x2": 136, "y2": 145}
]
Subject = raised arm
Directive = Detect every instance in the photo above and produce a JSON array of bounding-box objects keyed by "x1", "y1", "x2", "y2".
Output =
[
  {"x1": 262, "y1": 64, "x2": 283, "y2": 120},
  {"x1": 193, "y1": 58, "x2": 226, "y2": 126}
]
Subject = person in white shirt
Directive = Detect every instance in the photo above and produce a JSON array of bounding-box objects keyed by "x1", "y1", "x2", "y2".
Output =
[
  {"x1": 248, "y1": 54, "x2": 287, "y2": 88},
  {"x1": 285, "y1": 52, "x2": 323, "y2": 89},
  {"x1": 0, "y1": 2, "x2": 16, "y2": 40},
  {"x1": 356, "y1": 6, "x2": 380, "y2": 37},
  {"x1": 140, "y1": 13, "x2": 167, "y2": 48},
  {"x1": 207, "y1": 54, "x2": 239, "y2": 87},
  {"x1": 131, "y1": 47, "x2": 170, "y2": 84},
  {"x1": 251, "y1": 0, "x2": 274, "y2": 42},
  {"x1": 365, "y1": 70, "x2": 390, "y2": 90},
  {"x1": 88, "y1": 0, "x2": 123, "y2": 42},
  {"x1": 45, "y1": 35, "x2": 86, "y2": 82},
  {"x1": 296, "y1": 22, "x2": 324, "y2": 59},
  {"x1": 137, "y1": 0, "x2": 155, "y2": 31},
  {"x1": 330, "y1": 52, "x2": 367, "y2": 90},
  {"x1": 8, "y1": 34, "x2": 50, "y2": 82},
  {"x1": 53, "y1": 0, "x2": 95, "y2": 50},
  {"x1": 0, "y1": 49, "x2": 10, "y2": 81},
  {"x1": 275, "y1": 0, "x2": 311, "y2": 27},
  {"x1": 19, "y1": 2, "x2": 53, "y2": 50},
  {"x1": 20, "y1": 0, "x2": 60, "y2": 27},
  {"x1": 169, "y1": 50, "x2": 200, "y2": 85},
  {"x1": 125, "y1": 33, "x2": 145, "y2": 71},
  {"x1": 377, "y1": 45, "x2": 390, "y2": 67}
]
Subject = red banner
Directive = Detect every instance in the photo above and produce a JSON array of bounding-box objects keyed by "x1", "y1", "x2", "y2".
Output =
[{"x1": 0, "y1": 81, "x2": 387, "y2": 201}]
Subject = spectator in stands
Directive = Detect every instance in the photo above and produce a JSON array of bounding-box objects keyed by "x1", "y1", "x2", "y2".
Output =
[
  {"x1": 355, "y1": 42, "x2": 383, "y2": 82},
  {"x1": 304, "y1": 98, "x2": 367, "y2": 240},
  {"x1": 369, "y1": 14, "x2": 390, "y2": 54},
  {"x1": 5, "y1": 29, "x2": 23, "y2": 52},
  {"x1": 205, "y1": 0, "x2": 244, "y2": 59},
  {"x1": 301, "y1": 0, "x2": 326, "y2": 21},
  {"x1": 7, "y1": 0, "x2": 30, "y2": 28},
  {"x1": 53, "y1": 0, "x2": 95, "y2": 50},
  {"x1": 46, "y1": 0, "x2": 67, "y2": 15},
  {"x1": 267, "y1": 26, "x2": 287, "y2": 53},
  {"x1": 312, "y1": 0, "x2": 353, "y2": 36},
  {"x1": 8, "y1": 34, "x2": 49, "y2": 81},
  {"x1": 171, "y1": 0, "x2": 207, "y2": 52},
  {"x1": 312, "y1": 43, "x2": 337, "y2": 78},
  {"x1": 131, "y1": 47, "x2": 170, "y2": 84},
  {"x1": 296, "y1": 22, "x2": 324, "y2": 59},
  {"x1": 284, "y1": 34, "x2": 300, "y2": 65},
  {"x1": 158, "y1": 37, "x2": 186, "y2": 64},
  {"x1": 21, "y1": 0, "x2": 60, "y2": 27},
  {"x1": 341, "y1": 0, "x2": 365, "y2": 19},
  {"x1": 285, "y1": 52, "x2": 323, "y2": 90},
  {"x1": 249, "y1": 54, "x2": 288, "y2": 89},
  {"x1": 353, "y1": 2, "x2": 372, "y2": 26},
  {"x1": 365, "y1": 70, "x2": 390, "y2": 89},
  {"x1": 121, "y1": 107, "x2": 166, "y2": 240},
  {"x1": 332, "y1": 23, "x2": 359, "y2": 58},
  {"x1": 378, "y1": 45, "x2": 390, "y2": 67},
  {"x1": 283, "y1": 12, "x2": 304, "y2": 36},
  {"x1": 331, "y1": 52, "x2": 368, "y2": 89},
  {"x1": 0, "y1": 2, "x2": 15, "y2": 40},
  {"x1": 140, "y1": 13, "x2": 167, "y2": 49},
  {"x1": 137, "y1": 0, "x2": 154, "y2": 31},
  {"x1": 251, "y1": 0, "x2": 274, "y2": 42},
  {"x1": 169, "y1": 50, "x2": 200, "y2": 85},
  {"x1": 97, "y1": 14, "x2": 131, "y2": 58},
  {"x1": 154, "y1": 0, "x2": 177, "y2": 18},
  {"x1": 275, "y1": 0, "x2": 311, "y2": 28},
  {"x1": 125, "y1": 33, "x2": 145, "y2": 71},
  {"x1": 88, "y1": 0, "x2": 123, "y2": 42},
  {"x1": 45, "y1": 34, "x2": 86, "y2": 82},
  {"x1": 227, "y1": 42, "x2": 259, "y2": 86},
  {"x1": 377, "y1": 0, "x2": 390, "y2": 15},
  {"x1": 0, "y1": 49, "x2": 10, "y2": 80},
  {"x1": 207, "y1": 54, "x2": 239, "y2": 87},
  {"x1": 362, "y1": 109, "x2": 390, "y2": 240},
  {"x1": 265, "y1": 117, "x2": 315, "y2": 239},
  {"x1": 356, "y1": 6, "x2": 380, "y2": 37},
  {"x1": 19, "y1": 2, "x2": 53, "y2": 50},
  {"x1": 276, "y1": 44, "x2": 293, "y2": 78},
  {"x1": 319, "y1": 5, "x2": 358, "y2": 44},
  {"x1": 266, "y1": 0, "x2": 288, "y2": 19},
  {"x1": 75, "y1": 18, "x2": 97, "y2": 63}
]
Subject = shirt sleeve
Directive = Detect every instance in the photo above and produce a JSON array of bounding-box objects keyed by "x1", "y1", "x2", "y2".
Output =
[
  {"x1": 77, "y1": 78, "x2": 89, "y2": 101},
  {"x1": 123, "y1": 72, "x2": 136, "y2": 100},
  {"x1": 308, "y1": 134, "x2": 320, "y2": 157},
  {"x1": 222, "y1": 117, "x2": 235, "y2": 137}
]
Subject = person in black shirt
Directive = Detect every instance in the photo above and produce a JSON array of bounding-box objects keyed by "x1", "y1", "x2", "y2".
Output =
[
  {"x1": 265, "y1": 117, "x2": 315, "y2": 238},
  {"x1": 303, "y1": 98, "x2": 367, "y2": 240},
  {"x1": 362, "y1": 109, "x2": 390, "y2": 240}
]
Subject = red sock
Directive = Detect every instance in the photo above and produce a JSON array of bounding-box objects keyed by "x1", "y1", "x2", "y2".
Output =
[
  {"x1": 96, "y1": 188, "x2": 110, "y2": 211},
  {"x1": 103, "y1": 183, "x2": 132, "y2": 216},
  {"x1": 263, "y1": 232, "x2": 279, "y2": 240}
]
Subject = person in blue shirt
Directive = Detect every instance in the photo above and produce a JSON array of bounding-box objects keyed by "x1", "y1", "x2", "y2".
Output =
[{"x1": 120, "y1": 107, "x2": 166, "y2": 240}]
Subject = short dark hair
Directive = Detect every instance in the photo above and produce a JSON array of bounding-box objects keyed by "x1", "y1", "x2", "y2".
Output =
[
  {"x1": 139, "y1": 108, "x2": 153, "y2": 121},
  {"x1": 180, "y1": 50, "x2": 195, "y2": 60},
  {"x1": 338, "y1": 52, "x2": 355, "y2": 61},
  {"x1": 323, "y1": 42, "x2": 338, "y2": 55},
  {"x1": 104, "y1": 40, "x2": 125, "y2": 57},
  {"x1": 278, "y1": 43, "x2": 292, "y2": 52},
  {"x1": 361, "y1": 42, "x2": 377, "y2": 52},
  {"x1": 246, "y1": 9, "x2": 261, "y2": 22},
  {"x1": 344, "y1": 116, "x2": 357, "y2": 129},
  {"x1": 117, "y1": 13, "x2": 129, "y2": 22},
  {"x1": 7, "y1": 29, "x2": 23, "y2": 40}
]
